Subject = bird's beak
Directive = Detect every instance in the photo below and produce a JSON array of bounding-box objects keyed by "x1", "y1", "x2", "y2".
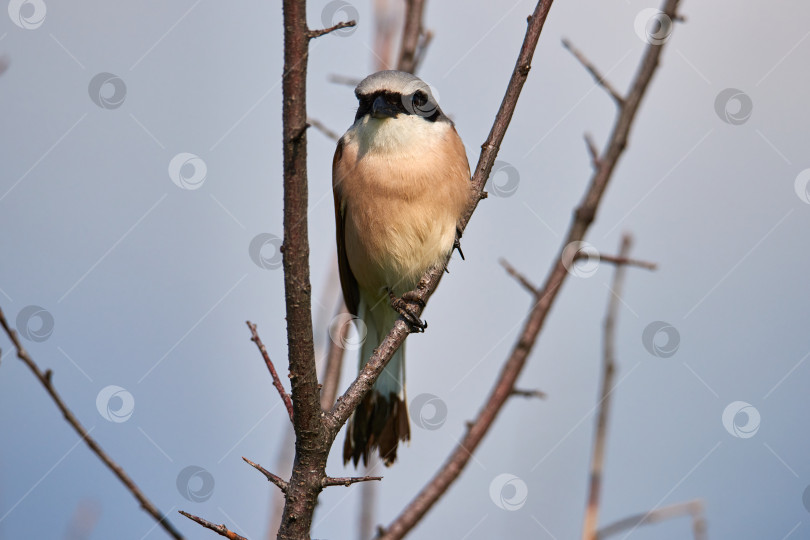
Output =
[{"x1": 371, "y1": 96, "x2": 399, "y2": 119}]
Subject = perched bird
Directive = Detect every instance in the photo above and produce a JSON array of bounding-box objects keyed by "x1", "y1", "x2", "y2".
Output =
[{"x1": 332, "y1": 71, "x2": 471, "y2": 466}]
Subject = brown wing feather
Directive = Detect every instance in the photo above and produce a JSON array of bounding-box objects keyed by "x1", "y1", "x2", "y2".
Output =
[{"x1": 333, "y1": 138, "x2": 360, "y2": 316}]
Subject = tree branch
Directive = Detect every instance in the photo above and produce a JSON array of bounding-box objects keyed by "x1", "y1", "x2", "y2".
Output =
[
  {"x1": 596, "y1": 499, "x2": 706, "y2": 539},
  {"x1": 308, "y1": 20, "x2": 357, "y2": 39},
  {"x1": 584, "y1": 252, "x2": 657, "y2": 271},
  {"x1": 319, "y1": 303, "x2": 348, "y2": 411},
  {"x1": 582, "y1": 234, "x2": 633, "y2": 540},
  {"x1": 511, "y1": 388, "x2": 547, "y2": 399},
  {"x1": 396, "y1": 0, "x2": 426, "y2": 73},
  {"x1": 247, "y1": 321, "x2": 294, "y2": 423},
  {"x1": 584, "y1": 132, "x2": 600, "y2": 167},
  {"x1": 306, "y1": 117, "x2": 340, "y2": 142},
  {"x1": 243, "y1": 457, "x2": 289, "y2": 493},
  {"x1": 179, "y1": 511, "x2": 248, "y2": 540},
  {"x1": 322, "y1": 475, "x2": 383, "y2": 487},
  {"x1": 379, "y1": 1, "x2": 681, "y2": 537},
  {"x1": 562, "y1": 38, "x2": 625, "y2": 106},
  {"x1": 0, "y1": 306, "x2": 184, "y2": 540},
  {"x1": 499, "y1": 258, "x2": 540, "y2": 296}
]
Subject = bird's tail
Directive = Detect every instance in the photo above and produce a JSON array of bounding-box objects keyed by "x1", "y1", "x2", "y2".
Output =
[{"x1": 343, "y1": 296, "x2": 410, "y2": 467}]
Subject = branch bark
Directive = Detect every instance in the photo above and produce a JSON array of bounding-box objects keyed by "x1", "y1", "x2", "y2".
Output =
[
  {"x1": 179, "y1": 511, "x2": 247, "y2": 540},
  {"x1": 247, "y1": 321, "x2": 294, "y2": 423},
  {"x1": 582, "y1": 234, "x2": 633, "y2": 540},
  {"x1": 396, "y1": 0, "x2": 426, "y2": 73},
  {"x1": 0, "y1": 306, "x2": 183, "y2": 540},
  {"x1": 379, "y1": 1, "x2": 681, "y2": 537}
]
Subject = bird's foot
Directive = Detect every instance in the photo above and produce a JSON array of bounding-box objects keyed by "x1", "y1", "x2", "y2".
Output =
[
  {"x1": 388, "y1": 289, "x2": 427, "y2": 333},
  {"x1": 453, "y1": 226, "x2": 465, "y2": 261}
]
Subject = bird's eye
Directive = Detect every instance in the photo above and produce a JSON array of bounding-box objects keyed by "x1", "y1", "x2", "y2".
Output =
[{"x1": 412, "y1": 91, "x2": 428, "y2": 108}]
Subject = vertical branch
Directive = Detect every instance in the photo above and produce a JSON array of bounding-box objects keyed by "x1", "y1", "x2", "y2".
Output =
[
  {"x1": 582, "y1": 234, "x2": 633, "y2": 540},
  {"x1": 320, "y1": 303, "x2": 348, "y2": 410},
  {"x1": 396, "y1": 0, "x2": 426, "y2": 73}
]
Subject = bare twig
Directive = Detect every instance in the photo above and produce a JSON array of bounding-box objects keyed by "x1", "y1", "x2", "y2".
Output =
[
  {"x1": 0, "y1": 306, "x2": 184, "y2": 540},
  {"x1": 308, "y1": 20, "x2": 357, "y2": 39},
  {"x1": 511, "y1": 388, "x2": 547, "y2": 399},
  {"x1": 583, "y1": 252, "x2": 657, "y2": 271},
  {"x1": 396, "y1": 0, "x2": 426, "y2": 73},
  {"x1": 243, "y1": 457, "x2": 289, "y2": 493},
  {"x1": 247, "y1": 321, "x2": 294, "y2": 423},
  {"x1": 582, "y1": 234, "x2": 633, "y2": 540},
  {"x1": 413, "y1": 30, "x2": 434, "y2": 73},
  {"x1": 596, "y1": 499, "x2": 706, "y2": 539},
  {"x1": 562, "y1": 38, "x2": 625, "y2": 106},
  {"x1": 584, "y1": 132, "x2": 600, "y2": 167},
  {"x1": 179, "y1": 511, "x2": 248, "y2": 540},
  {"x1": 328, "y1": 74, "x2": 361, "y2": 87},
  {"x1": 307, "y1": 117, "x2": 341, "y2": 142},
  {"x1": 378, "y1": 1, "x2": 681, "y2": 537},
  {"x1": 322, "y1": 475, "x2": 383, "y2": 487},
  {"x1": 499, "y1": 258, "x2": 540, "y2": 296}
]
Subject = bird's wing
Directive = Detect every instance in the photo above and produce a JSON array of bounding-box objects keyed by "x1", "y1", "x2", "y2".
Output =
[{"x1": 333, "y1": 138, "x2": 360, "y2": 316}]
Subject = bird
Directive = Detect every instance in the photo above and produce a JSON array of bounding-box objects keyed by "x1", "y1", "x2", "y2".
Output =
[{"x1": 332, "y1": 70, "x2": 471, "y2": 467}]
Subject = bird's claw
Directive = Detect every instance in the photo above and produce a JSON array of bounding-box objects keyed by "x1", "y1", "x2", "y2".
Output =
[{"x1": 388, "y1": 290, "x2": 428, "y2": 333}]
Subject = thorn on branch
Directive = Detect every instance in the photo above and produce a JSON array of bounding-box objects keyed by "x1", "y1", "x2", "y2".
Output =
[
  {"x1": 308, "y1": 20, "x2": 357, "y2": 39},
  {"x1": 499, "y1": 258, "x2": 540, "y2": 297},
  {"x1": 247, "y1": 321, "x2": 294, "y2": 423},
  {"x1": 562, "y1": 38, "x2": 625, "y2": 107},
  {"x1": 511, "y1": 388, "x2": 547, "y2": 399},
  {"x1": 179, "y1": 511, "x2": 248, "y2": 540},
  {"x1": 243, "y1": 457, "x2": 289, "y2": 493},
  {"x1": 322, "y1": 475, "x2": 383, "y2": 488}
]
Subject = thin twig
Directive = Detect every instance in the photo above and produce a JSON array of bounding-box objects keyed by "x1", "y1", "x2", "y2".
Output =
[
  {"x1": 584, "y1": 132, "x2": 600, "y2": 167},
  {"x1": 592, "y1": 253, "x2": 657, "y2": 271},
  {"x1": 179, "y1": 511, "x2": 248, "y2": 540},
  {"x1": 328, "y1": 74, "x2": 361, "y2": 87},
  {"x1": 243, "y1": 457, "x2": 289, "y2": 493},
  {"x1": 396, "y1": 0, "x2": 426, "y2": 73},
  {"x1": 0, "y1": 306, "x2": 184, "y2": 540},
  {"x1": 511, "y1": 388, "x2": 547, "y2": 399},
  {"x1": 247, "y1": 321, "x2": 294, "y2": 423},
  {"x1": 320, "y1": 302, "x2": 348, "y2": 411},
  {"x1": 378, "y1": 1, "x2": 681, "y2": 537},
  {"x1": 308, "y1": 20, "x2": 357, "y2": 39},
  {"x1": 562, "y1": 38, "x2": 625, "y2": 106},
  {"x1": 596, "y1": 499, "x2": 705, "y2": 539},
  {"x1": 307, "y1": 117, "x2": 340, "y2": 142},
  {"x1": 582, "y1": 234, "x2": 632, "y2": 540},
  {"x1": 322, "y1": 475, "x2": 383, "y2": 487},
  {"x1": 499, "y1": 258, "x2": 540, "y2": 296}
]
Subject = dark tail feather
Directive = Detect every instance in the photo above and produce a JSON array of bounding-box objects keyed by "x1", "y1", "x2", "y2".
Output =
[{"x1": 344, "y1": 390, "x2": 410, "y2": 467}]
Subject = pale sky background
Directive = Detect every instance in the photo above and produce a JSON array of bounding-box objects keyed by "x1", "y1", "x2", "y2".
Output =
[{"x1": 2, "y1": 1, "x2": 809, "y2": 539}]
